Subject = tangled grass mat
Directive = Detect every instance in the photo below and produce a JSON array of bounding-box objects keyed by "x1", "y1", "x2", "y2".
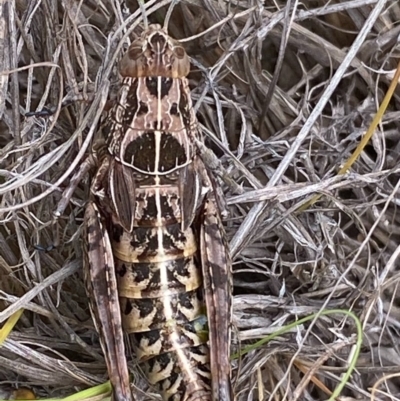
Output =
[{"x1": 1, "y1": 0, "x2": 400, "y2": 400}]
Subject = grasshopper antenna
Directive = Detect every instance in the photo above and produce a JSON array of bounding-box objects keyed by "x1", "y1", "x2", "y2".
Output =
[
  {"x1": 138, "y1": 0, "x2": 149, "y2": 30},
  {"x1": 163, "y1": 0, "x2": 179, "y2": 31}
]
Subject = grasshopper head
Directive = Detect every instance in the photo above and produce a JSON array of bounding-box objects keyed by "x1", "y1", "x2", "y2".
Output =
[{"x1": 119, "y1": 24, "x2": 190, "y2": 78}]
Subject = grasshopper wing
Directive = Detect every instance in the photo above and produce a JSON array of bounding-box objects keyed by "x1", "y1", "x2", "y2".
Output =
[
  {"x1": 200, "y1": 194, "x2": 234, "y2": 401},
  {"x1": 84, "y1": 201, "x2": 133, "y2": 401}
]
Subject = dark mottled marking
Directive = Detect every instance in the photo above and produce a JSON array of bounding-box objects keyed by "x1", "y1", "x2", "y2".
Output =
[
  {"x1": 135, "y1": 264, "x2": 151, "y2": 282},
  {"x1": 159, "y1": 133, "x2": 187, "y2": 172},
  {"x1": 179, "y1": 292, "x2": 194, "y2": 309},
  {"x1": 197, "y1": 364, "x2": 212, "y2": 373},
  {"x1": 148, "y1": 266, "x2": 161, "y2": 287},
  {"x1": 126, "y1": 92, "x2": 138, "y2": 107},
  {"x1": 116, "y1": 263, "x2": 127, "y2": 277},
  {"x1": 167, "y1": 372, "x2": 181, "y2": 392},
  {"x1": 148, "y1": 352, "x2": 171, "y2": 371},
  {"x1": 124, "y1": 299, "x2": 133, "y2": 315},
  {"x1": 136, "y1": 193, "x2": 145, "y2": 202},
  {"x1": 162, "y1": 231, "x2": 176, "y2": 250},
  {"x1": 112, "y1": 225, "x2": 124, "y2": 242},
  {"x1": 196, "y1": 364, "x2": 212, "y2": 384},
  {"x1": 160, "y1": 195, "x2": 176, "y2": 221},
  {"x1": 138, "y1": 101, "x2": 149, "y2": 114},
  {"x1": 196, "y1": 288, "x2": 204, "y2": 302},
  {"x1": 145, "y1": 78, "x2": 157, "y2": 96},
  {"x1": 135, "y1": 329, "x2": 160, "y2": 346},
  {"x1": 170, "y1": 103, "x2": 178, "y2": 115},
  {"x1": 174, "y1": 379, "x2": 187, "y2": 399},
  {"x1": 145, "y1": 77, "x2": 172, "y2": 98},
  {"x1": 142, "y1": 195, "x2": 157, "y2": 220},
  {"x1": 123, "y1": 105, "x2": 136, "y2": 124},
  {"x1": 145, "y1": 232, "x2": 159, "y2": 254},
  {"x1": 136, "y1": 299, "x2": 155, "y2": 318},
  {"x1": 160, "y1": 78, "x2": 173, "y2": 98},
  {"x1": 183, "y1": 321, "x2": 198, "y2": 334},
  {"x1": 189, "y1": 345, "x2": 207, "y2": 357},
  {"x1": 124, "y1": 132, "x2": 156, "y2": 171},
  {"x1": 167, "y1": 224, "x2": 186, "y2": 243},
  {"x1": 173, "y1": 258, "x2": 191, "y2": 278},
  {"x1": 130, "y1": 227, "x2": 150, "y2": 248},
  {"x1": 169, "y1": 371, "x2": 180, "y2": 383}
]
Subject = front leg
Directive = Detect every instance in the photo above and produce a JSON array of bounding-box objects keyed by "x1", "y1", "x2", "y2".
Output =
[
  {"x1": 194, "y1": 138, "x2": 243, "y2": 197},
  {"x1": 55, "y1": 138, "x2": 107, "y2": 218}
]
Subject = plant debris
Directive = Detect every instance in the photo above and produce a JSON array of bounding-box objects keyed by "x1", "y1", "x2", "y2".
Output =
[{"x1": 1, "y1": 0, "x2": 400, "y2": 400}]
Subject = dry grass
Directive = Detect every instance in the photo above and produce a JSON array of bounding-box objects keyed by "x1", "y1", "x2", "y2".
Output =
[{"x1": 1, "y1": 0, "x2": 400, "y2": 400}]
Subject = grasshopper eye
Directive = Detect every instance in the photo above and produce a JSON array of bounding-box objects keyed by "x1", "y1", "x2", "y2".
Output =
[
  {"x1": 128, "y1": 46, "x2": 144, "y2": 60},
  {"x1": 174, "y1": 46, "x2": 186, "y2": 59}
]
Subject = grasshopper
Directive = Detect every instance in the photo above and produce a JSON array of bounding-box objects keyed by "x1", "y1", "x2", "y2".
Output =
[{"x1": 81, "y1": 24, "x2": 233, "y2": 401}]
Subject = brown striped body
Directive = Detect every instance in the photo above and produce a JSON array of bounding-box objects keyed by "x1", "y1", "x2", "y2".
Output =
[{"x1": 84, "y1": 25, "x2": 233, "y2": 401}]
